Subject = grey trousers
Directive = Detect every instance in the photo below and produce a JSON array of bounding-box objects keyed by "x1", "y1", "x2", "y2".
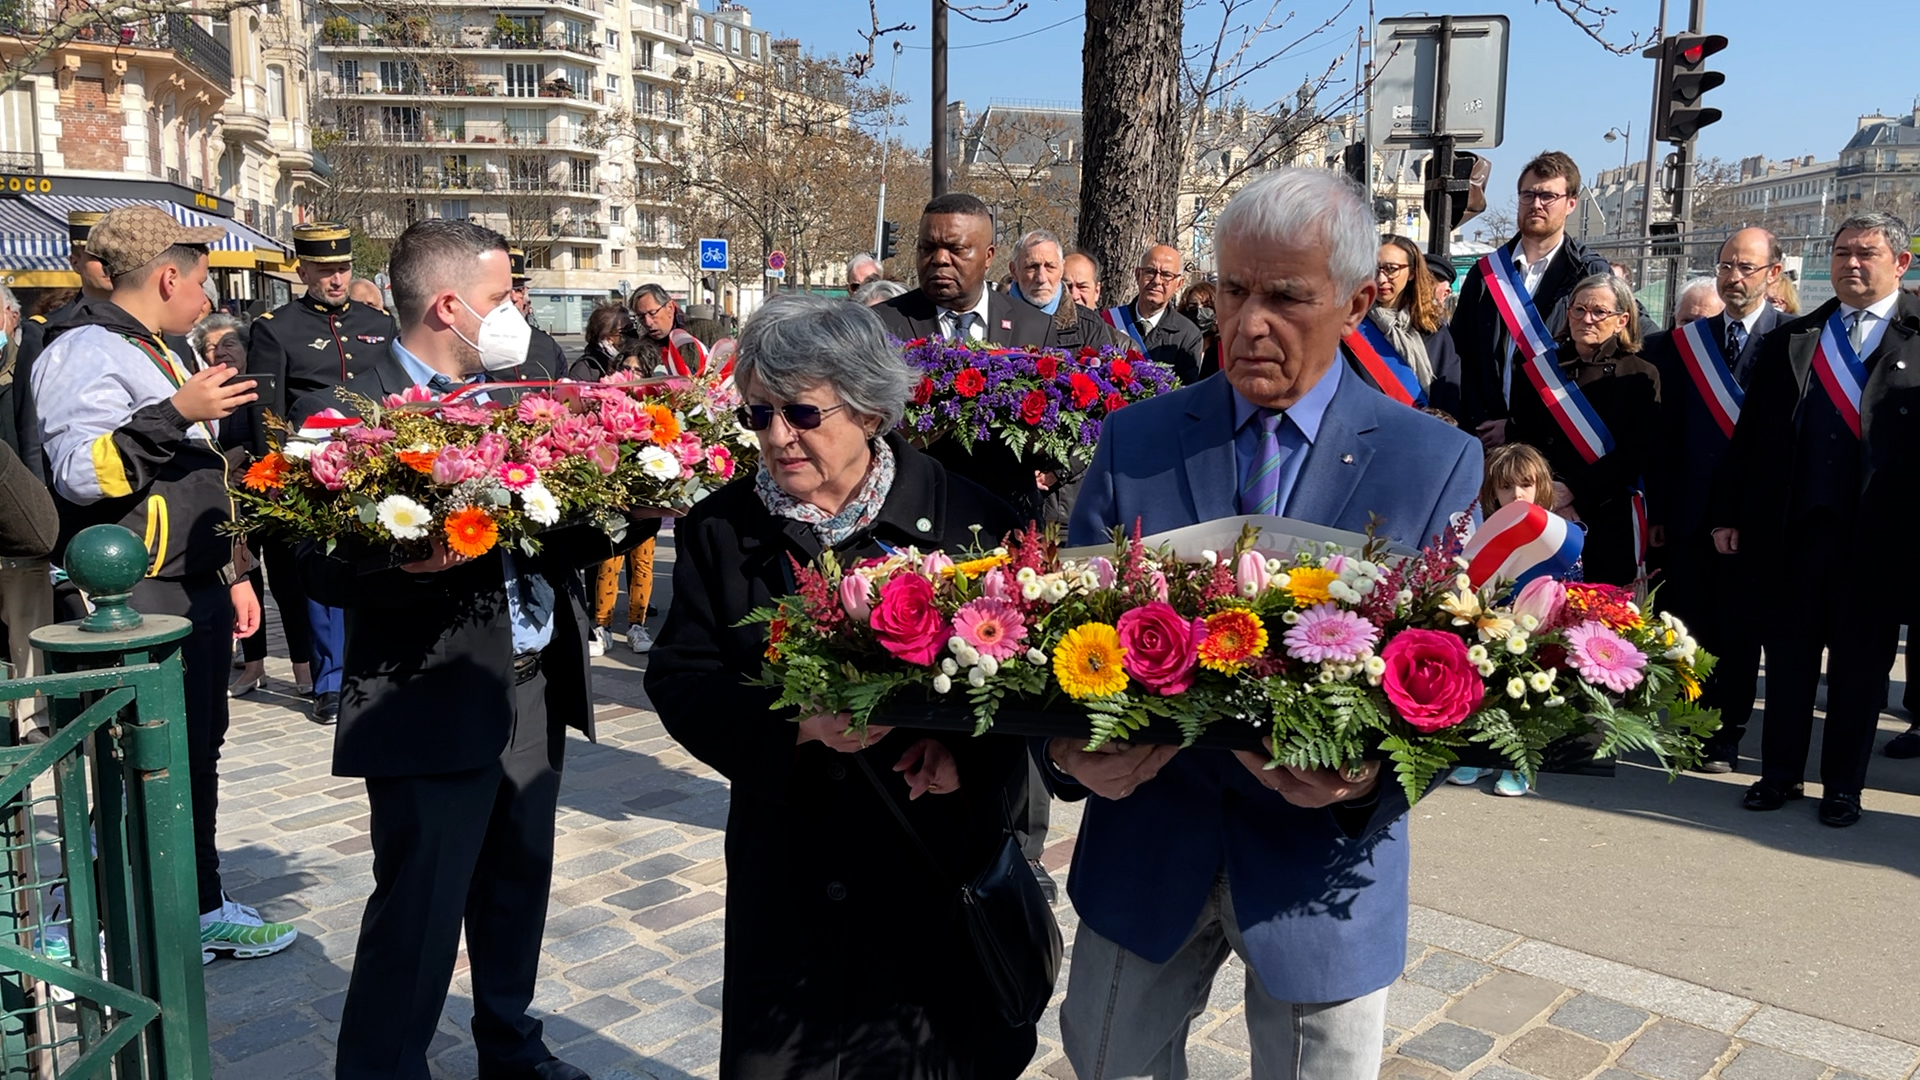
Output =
[{"x1": 1061, "y1": 877, "x2": 1389, "y2": 1080}]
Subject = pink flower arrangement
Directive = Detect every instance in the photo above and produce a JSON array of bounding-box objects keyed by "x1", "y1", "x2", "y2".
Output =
[
  {"x1": 1115, "y1": 601, "x2": 1203, "y2": 696},
  {"x1": 430, "y1": 446, "x2": 479, "y2": 485},
  {"x1": 382, "y1": 385, "x2": 438, "y2": 407},
  {"x1": 1380, "y1": 629, "x2": 1484, "y2": 733},
  {"x1": 952, "y1": 598, "x2": 1027, "y2": 661},
  {"x1": 439, "y1": 403, "x2": 495, "y2": 426},
  {"x1": 1562, "y1": 621, "x2": 1647, "y2": 692},
  {"x1": 1282, "y1": 604, "x2": 1379, "y2": 664}
]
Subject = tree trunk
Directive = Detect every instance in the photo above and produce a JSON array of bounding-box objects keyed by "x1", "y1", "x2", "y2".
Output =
[{"x1": 1077, "y1": 0, "x2": 1185, "y2": 305}]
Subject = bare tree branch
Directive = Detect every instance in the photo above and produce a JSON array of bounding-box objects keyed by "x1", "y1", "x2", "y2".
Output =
[
  {"x1": 1539, "y1": 0, "x2": 1656, "y2": 56},
  {"x1": 948, "y1": 0, "x2": 1027, "y2": 25},
  {"x1": 846, "y1": 0, "x2": 914, "y2": 79}
]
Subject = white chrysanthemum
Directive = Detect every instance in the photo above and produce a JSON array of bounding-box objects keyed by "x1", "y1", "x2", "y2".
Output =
[
  {"x1": 1365, "y1": 655, "x2": 1388, "y2": 677},
  {"x1": 1021, "y1": 582, "x2": 1045, "y2": 602},
  {"x1": 968, "y1": 667, "x2": 988, "y2": 688},
  {"x1": 953, "y1": 643, "x2": 980, "y2": 668},
  {"x1": 1044, "y1": 579, "x2": 1071, "y2": 603},
  {"x1": 280, "y1": 439, "x2": 317, "y2": 461},
  {"x1": 1476, "y1": 660, "x2": 1496, "y2": 678},
  {"x1": 1201, "y1": 549, "x2": 1219, "y2": 565},
  {"x1": 636, "y1": 446, "x2": 681, "y2": 480},
  {"x1": 979, "y1": 655, "x2": 999, "y2": 677},
  {"x1": 1529, "y1": 670, "x2": 1556, "y2": 693},
  {"x1": 1545, "y1": 695, "x2": 1566, "y2": 708},
  {"x1": 1466, "y1": 643, "x2": 1490, "y2": 664},
  {"x1": 1518, "y1": 613, "x2": 1540, "y2": 632},
  {"x1": 949, "y1": 635, "x2": 968, "y2": 653},
  {"x1": 375, "y1": 495, "x2": 433, "y2": 540},
  {"x1": 1026, "y1": 648, "x2": 1047, "y2": 665},
  {"x1": 1507, "y1": 677, "x2": 1527, "y2": 699},
  {"x1": 1505, "y1": 633, "x2": 1529, "y2": 655},
  {"x1": 1016, "y1": 567, "x2": 1038, "y2": 584},
  {"x1": 940, "y1": 658, "x2": 959, "y2": 677},
  {"x1": 519, "y1": 482, "x2": 560, "y2": 526},
  {"x1": 933, "y1": 673, "x2": 953, "y2": 694}
]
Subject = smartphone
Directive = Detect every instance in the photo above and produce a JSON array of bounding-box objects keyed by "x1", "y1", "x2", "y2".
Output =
[{"x1": 237, "y1": 371, "x2": 278, "y2": 404}]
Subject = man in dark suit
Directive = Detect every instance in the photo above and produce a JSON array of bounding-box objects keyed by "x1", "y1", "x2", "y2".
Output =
[
  {"x1": 1644, "y1": 228, "x2": 1785, "y2": 772},
  {"x1": 1711, "y1": 212, "x2": 1920, "y2": 827},
  {"x1": 509, "y1": 247, "x2": 567, "y2": 378},
  {"x1": 296, "y1": 220, "x2": 636, "y2": 1080},
  {"x1": 1101, "y1": 243, "x2": 1204, "y2": 384},
  {"x1": 1008, "y1": 227, "x2": 1130, "y2": 352},
  {"x1": 1058, "y1": 168, "x2": 1482, "y2": 1079},
  {"x1": 1450, "y1": 151, "x2": 1613, "y2": 440}
]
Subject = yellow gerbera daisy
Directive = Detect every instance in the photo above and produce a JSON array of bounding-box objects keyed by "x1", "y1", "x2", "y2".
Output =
[
  {"x1": 1284, "y1": 566, "x2": 1339, "y2": 604},
  {"x1": 1053, "y1": 623, "x2": 1130, "y2": 699},
  {"x1": 946, "y1": 553, "x2": 1010, "y2": 578},
  {"x1": 1679, "y1": 666, "x2": 1702, "y2": 702}
]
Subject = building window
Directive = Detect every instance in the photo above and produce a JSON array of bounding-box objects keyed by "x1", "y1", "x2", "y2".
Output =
[
  {"x1": 441, "y1": 198, "x2": 469, "y2": 219},
  {"x1": 333, "y1": 59, "x2": 359, "y2": 88},
  {"x1": 609, "y1": 205, "x2": 623, "y2": 224},
  {"x1": 570, "y1": 157, "x2": 593, "y2": 192},
  {"x1": 505, "y1": 107, "x2": 544, "y2": 144},
  {"x1": 729, "y1": 27, "x2": 740, "y2": 53},
  {"x1": 692, "y1": 15, "x2": 704, "y2": 40},
  {"x1": 526, "y1": 247, "x2": 551, "y2": 270},
  {"x1": 605, "y1": 73, "x2": 619, "y2": 94},
  {"x1": 378, "y1": 60, "x2": 420, "y2": 93},
  {"x1": 573, "y1": 246, "x2": 596, "y2": 269},
  {"x1": 265, "y1": 65, "x2": 288, "y2": 118},
  {"x1": 506, "y1": 63, "x2": 541, "y2": 98},
  {"x1": 610, "y1": 249, "x2": 622, "y2": 267},
  {"x1": 750, "y1": 33, "x2": 760, "y2": 60},
  {"x1": 510, "y1": 156, "x2": 548, "y2": 191},
  {"x1": 605, "y1": 28, "x2": 618, "y2": 48},
  {"x1": 382, "y1": 106, "x2": 424, "y2": 141}
]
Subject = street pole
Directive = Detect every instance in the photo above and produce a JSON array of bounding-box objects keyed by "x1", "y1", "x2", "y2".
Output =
[
  {"x1": 874, "y1": 41, "x2": 902, "y2": 257},
  {"x1": 930, "y1": 0, "x2": 949, "y2": 197},
  {"x1": 1423, "y1": 15, "x2": 1456, "y2": 258},
  {"x1": 1637, "y1": 0, "x2": 1666, "y2": 243}
]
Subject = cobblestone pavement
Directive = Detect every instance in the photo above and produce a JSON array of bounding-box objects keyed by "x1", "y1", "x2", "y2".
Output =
[{"x1": 199, "y1": 541, "x2": 1920, "y2": 1080}]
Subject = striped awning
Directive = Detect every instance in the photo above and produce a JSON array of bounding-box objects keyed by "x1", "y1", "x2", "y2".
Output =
[
  {"x1": 0, "y1": 198, "x2": 73, "y2": 271},
  {"x1": 23, "y1": 194, "x2": 289, "y2": 262}
]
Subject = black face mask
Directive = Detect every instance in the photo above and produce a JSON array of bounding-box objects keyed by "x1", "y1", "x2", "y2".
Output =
[{"x1": 1188, "y1": 306, "x2": 1216, "y2": 334}]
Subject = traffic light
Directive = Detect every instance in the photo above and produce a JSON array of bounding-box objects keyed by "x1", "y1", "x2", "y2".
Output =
[
  {"x1": 701, "y1": 273, "x2": 718, "y2": 297},
  {"x1": 879, "y1": 220, "x2": 899, "y2": 262},
  {"x1": 1650, "y1": 33, "x2": 1727, "y2": 143},
  {"x1": 1423, "y1": 151, "x2": 1490, "y2": 231}
]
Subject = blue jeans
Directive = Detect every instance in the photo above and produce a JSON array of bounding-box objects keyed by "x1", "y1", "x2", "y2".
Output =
[{"x1": 1061, "y1": 876, "x2": 1389, "y2": 1080}]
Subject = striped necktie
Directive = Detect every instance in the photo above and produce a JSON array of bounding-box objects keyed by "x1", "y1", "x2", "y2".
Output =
[{"x1": 1239, "y1": 409, "x2": 1287, "y2": 515}]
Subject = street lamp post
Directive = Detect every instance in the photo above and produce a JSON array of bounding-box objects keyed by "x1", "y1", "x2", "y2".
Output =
[{"x1": 1604, "y1": 125, "x2": 1632, "y2": 238}]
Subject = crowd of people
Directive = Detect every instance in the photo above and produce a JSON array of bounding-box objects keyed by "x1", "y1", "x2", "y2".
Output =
[{"x1": 0, "y1": 138, "x2": 1914, "y2": 1080}]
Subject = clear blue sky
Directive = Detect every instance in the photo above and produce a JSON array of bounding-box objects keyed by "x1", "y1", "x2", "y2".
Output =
[{"x1": 728, "y1": 0, "x2": 1915, "y2": 199}]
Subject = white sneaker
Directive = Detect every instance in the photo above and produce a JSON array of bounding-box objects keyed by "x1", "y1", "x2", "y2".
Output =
[
  {"x1": 627, "y1": 626, "x2": 654, "y2": 654},
  {"x1": 589, "y1": 626, "x2": 609, "y2": 657},
  {"x1": 200, "y1": 898, "x2": 297, "y2": 963}
]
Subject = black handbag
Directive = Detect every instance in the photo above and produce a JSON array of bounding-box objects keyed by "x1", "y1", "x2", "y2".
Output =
[{"x1": 856, "y1": 754, "x2": 1063, "y2": 1027}]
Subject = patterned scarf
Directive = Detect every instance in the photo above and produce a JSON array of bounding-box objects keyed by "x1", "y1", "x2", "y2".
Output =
[{"x1": 754, "y1": 437, "x2": 897, "y2": 548}]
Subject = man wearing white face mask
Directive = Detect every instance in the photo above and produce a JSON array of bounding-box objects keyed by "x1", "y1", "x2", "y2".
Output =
[{"x1": 294, "y1": 220, "x2": 643, "y2": 1080}]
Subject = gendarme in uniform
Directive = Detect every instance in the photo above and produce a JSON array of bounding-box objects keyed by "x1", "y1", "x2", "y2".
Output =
[
  {"x1": 245, "y1": 223, "x2": 396, "y2": 432},
  {"x1": 510, "y1": 246, "x2": 568, "y2": 379}
]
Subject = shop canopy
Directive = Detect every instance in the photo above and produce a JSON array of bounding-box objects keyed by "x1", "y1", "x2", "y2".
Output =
[
  {"x1": 0, "y1": 198, "x2": 74, "y2": 284},
  {"x1": 21, "y1": 194, "x2": 288, "y2": 268}
]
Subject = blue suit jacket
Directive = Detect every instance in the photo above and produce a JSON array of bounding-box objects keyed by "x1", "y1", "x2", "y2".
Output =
[{"x1": 1064, "y1": 371, "x2": 1483, "y2": 1003}]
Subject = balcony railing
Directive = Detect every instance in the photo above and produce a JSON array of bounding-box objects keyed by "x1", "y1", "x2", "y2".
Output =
[
  {"x1": 3, "y1": 11, "x2": 232, "y2": 86},
  {"x1": 550, "y1": 220, "x2": 608, "y2": 238}
]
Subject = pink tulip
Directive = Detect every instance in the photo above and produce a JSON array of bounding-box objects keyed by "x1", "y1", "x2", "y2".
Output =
[
  {"x1": 982, "y1": 568, "x2": 1014, "y2": 603},
  {"x1": 839, "y1": 575, "x2": 873, "y2": 623},
  {"x1": 921, "y1": 551, "x2": 955, "y2": 578},
  {"x1": 1088, "y1": 556, "x2": 1116, "y2": 589},
  {"x1": 1511, "y1": 577, "x2": 1568, "y2": 628},
  {"x1": 1235, "y1": 551, "x2": 1271, "y2": 598}
]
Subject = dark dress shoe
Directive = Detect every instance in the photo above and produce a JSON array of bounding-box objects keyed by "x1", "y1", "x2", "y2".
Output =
[
  {"x1": 532, "y1": 1060, "x2": 591, "y2": 1080},
  {"x1": 1689, "y1": 755, "x2": 1734, "y2": 774},
  {"x1": 1819, "y1": 793, "x2": 1863, "y2": 827},
  {"x1": 1885, "y1": 727, "x2": 1920, "y2": 759},
  {"x1": 310, "y1": 691, "x2": 340, "y2": 726},
  {"x1": 1743, "y1": 781, "x2": 1804, "y2": 811}
]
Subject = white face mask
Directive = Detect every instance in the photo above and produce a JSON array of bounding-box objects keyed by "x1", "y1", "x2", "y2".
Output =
[{"x1": 454, "y1": 295, "x2": 533, "y2": 372}]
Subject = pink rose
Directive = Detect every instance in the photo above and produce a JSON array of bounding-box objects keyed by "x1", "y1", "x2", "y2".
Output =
[
  {"x1": 1235, "y1": 551, "x2": 1271, "y2": 599},
  {"x1": 921, "y1": 551, "x2": 955, "y2": 578},
  {"x1": 673, "y1": 433, "x2": 707, "y2": 468},
  {"x1": 549, "y1": 416, "x2": 607, "y2": 456},
  {"x1": 307, "y1": 441, "x2": 351, "y2": 491},
  {"x1": 839, "y1": 575, "x2": 873, "y2": 624},
  {"x1": 981, "y1": 568, "x2": 1015, "y2": 603},
  {"x1": 1511, "y1": 577, "x2": 1568, "y2": 628},
  {"x1": 599, "y1": 397, "x2": 651, "y2": 440},
  {"x1": 522, "y1": 439, "x2": 561, "y2": 471},
  {"x1": 1380, "y1": 629, "x2": 1485, "y2": 733},
  {"x1": 1115, "y1": 601, "x2": 1204, "y2": 696},
  {"x1": 869, "y1": 573, "x2": 951, "y2": 665}
]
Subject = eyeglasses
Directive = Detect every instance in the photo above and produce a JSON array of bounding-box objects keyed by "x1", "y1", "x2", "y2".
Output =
[
  {"x1": 1569, "y1": 304, "x2": 1622, "y2": 322},
  {"x1": 736, "y1": 402, "x2": 849, "y2": 431},
  {"x1": 1376, "y1": 262, "x2": 1410, "y2": 278},
  {"x1": 1517, "y1": 189, "x2": 1571, "y2": 205},
  {"x1": 634, "y1": 304, "x2": 669, "y2": 320},
  {"x1": 1135, "y1": 268, "x2": 1182, "y2": 282},
  {"x1": 1715, "y1": 261, "x2": 1775, "y2": 279}
]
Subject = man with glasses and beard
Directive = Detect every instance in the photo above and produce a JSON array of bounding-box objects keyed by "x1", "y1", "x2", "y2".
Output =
[{"x1": 1449, "y1": 151, "x2": 1612, "y2": 444}]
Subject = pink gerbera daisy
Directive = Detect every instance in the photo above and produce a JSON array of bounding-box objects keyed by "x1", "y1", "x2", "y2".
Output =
[
  {"x1": 497, "y1": 462, "x2": 539, "y2": 491},
  {"x1": 516, "y1": 395, "x2": 568, "y2": 425},
  {"x1": 1563, "y1": 621, "x2": 1647, "y2": 693},
  {"x1": 951, "y1": 598, "x2": 1028, "y2": 661},
  {"x1": 1281, "y1": 603, "x2": 1379, "y2": 664}
]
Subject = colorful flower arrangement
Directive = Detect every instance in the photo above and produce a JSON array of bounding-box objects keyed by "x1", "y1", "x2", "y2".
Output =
[
  {"x1": 745, "y1": 520, "x2": 1720, "y2": 802},
  {"x1": 230, "y1": 375, "x2": 743, "y2": 558},
  {"x1": 899, "y1": 340, "x2": 1178, "y2": 466}
]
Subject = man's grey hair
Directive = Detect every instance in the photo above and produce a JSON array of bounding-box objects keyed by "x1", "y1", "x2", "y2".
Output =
[
  {"x1": 188, "y1": 313, "x2": 244, "y2": 357},
  {"x1": 388, "y1": 219, "x2": 510, "y2": 327},
  {"x1": 630, "y1": 282, "x2": 672, "y2": 309},
  {"x1": 1213, "y1": 168, "x2": 1377, "y2": 294},
  {"x1": 851, "y1": 278, "x2": 909, "y2": 306},
  {"x1": 1012, "y1": 229, "x2": 1064, "y2": 267},
  {"x1": 1834, "y1": 212, "x2": 1912, "y2": 258},
  {"x1": 733, "y1": 294, "x2": 913, "y2": 432},
  {"x1": 0, "y1": 283, "x2": 18, "y2": 315},
  {"x1": 847, "y1": 252, "x2": 880, "y2": 277},
  {"x1": 1676, "y1": 276, "x2": 1719, "y2": 308}
]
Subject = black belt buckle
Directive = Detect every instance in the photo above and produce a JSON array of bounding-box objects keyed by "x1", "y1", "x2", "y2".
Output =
[{"x1": 513, "y1": 652, "x2": 541, "y2": 685}]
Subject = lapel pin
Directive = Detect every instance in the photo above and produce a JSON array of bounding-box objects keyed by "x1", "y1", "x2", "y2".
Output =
[
  {"x1": 1341, "y1": 453, "x2": 1355, "y2": 464},
  {"x1": 1000, "y1": 319, "x2": 1012, "y2": 330},
  {"x1": 915, "y1": 517, "x2": 932, "y2": 532}
]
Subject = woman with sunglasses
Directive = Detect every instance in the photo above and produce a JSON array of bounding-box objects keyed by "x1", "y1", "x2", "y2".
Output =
[
  {"x1": 1368, "y1": 234, "x2": 1463, "y2": 417},
  {"x1": 1502, "y1": 272, "x2": 1664, "y2": 587},
  {"x1": 645, "y1": 294, "x2": 1039, "y2": 1079}
]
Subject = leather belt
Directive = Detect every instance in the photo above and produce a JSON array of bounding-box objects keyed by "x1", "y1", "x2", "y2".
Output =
[{"x1": 513, "y1": 652, "x2": 541, "y2": 685}]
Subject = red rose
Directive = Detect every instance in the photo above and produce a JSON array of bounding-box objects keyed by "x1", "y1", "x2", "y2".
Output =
[
  {"x1": 869, "y1": 573, "x2": 951, "y2": 665},
  {"x1": 1104, "y1": 392, "x2": 1127, "y2": 413},
  {"x1": 953, "y1": 368, "x2": 986, "y2": 397},
  {"x1": 1076, "y1": 346, "x2": 1098, "y2": 361},
  {"x1": 1068, "y1": 372, "x2": 1099, "y2": 409},
  {"x1": 1035, "y1": 355, "x2": 1059, "y2": 379},
  {"x1": 1019, "y1": 389, "x2": 1049, "y2": 425},
  {"x1": 1116, "y1": 602, "x2": 1204, "y2": 695},
  {"x1": 911, "y1": 376, "x2": 934, "y2": 405},
  {"x1": 1380, "y1": 629, "x2": 1485, "y2": 733},
  {"x1": 1109, "y1": 358, "x2": 1134, "y2": 383}
]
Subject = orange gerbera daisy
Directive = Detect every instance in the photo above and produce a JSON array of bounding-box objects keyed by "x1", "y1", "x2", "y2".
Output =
[
  {"x1": 397, "y1": 449, "x2": 439, "y2": 474},
  {"x1": 642, "y1": 403, "x2": 682, "y2": 446},
  {"x1": 1198, "y1": 608, "x2": 1269, "y2": 675},
  {"x1": 444, "y1": 506, "x2": 499, "y2": 557},
  {"x1": 242, "y1": 452, "x2": 290, "y2": 491}
]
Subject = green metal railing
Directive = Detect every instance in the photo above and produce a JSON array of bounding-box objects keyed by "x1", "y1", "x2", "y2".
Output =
[{"x1": 0, "y1": 526, "x2": 211, "y2": 1079}]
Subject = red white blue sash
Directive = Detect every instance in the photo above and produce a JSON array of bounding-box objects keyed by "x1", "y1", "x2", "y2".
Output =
[
  {"x1": 1100, "y1": 305, "x2": 1147, "y2": 348},
  {"x1": 1479, "y1": 248, "x2": 1615, "y2": 464},
  {"x1": 1672, "y1": 318, "x2": 1743, "y2": 439},
  {"x1": 1343, "y1": 318, "x2": 1427, "y2": 407},
  {"x1": 1809, "y1": 310, "x2": 1867, "y2": 439}
]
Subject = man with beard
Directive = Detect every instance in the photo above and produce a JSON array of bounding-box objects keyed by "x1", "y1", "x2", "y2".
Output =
[
  {"x1": 1450, "y1": 151, "x2": 1612, "y2": 444},
  {"x1": 1008, "y1": 228, "x2": 1129, "y2": 352}
]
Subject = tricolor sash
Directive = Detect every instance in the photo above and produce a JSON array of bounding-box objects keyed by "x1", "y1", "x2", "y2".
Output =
[
  {"x1": 666, "y1": 329, "x2": 711, "y2": 378},
  {"x1": 1100, "y1": 305, "x2": 1147, "y2": 348},
  {"x1": 1343, "y1": 318, "x2": 1426, "y2": 407},
  {"x1": 1809, "y1": 310, "x2": 1867, "y2": 439},
  {"x1": 1672, "y1": 318, "x2": 1743, "y2": 439},
  {"x1": 1462, "y1": 500, "x2": 1584, "y2": 590},
  {"x1": 1479, "y1": 249, "x2": 1615, "y2": 464}
]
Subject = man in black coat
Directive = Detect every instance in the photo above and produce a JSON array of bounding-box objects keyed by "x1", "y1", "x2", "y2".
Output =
[
  {"x1": 296, "y1": 220, "x2": 636, "y2": 1080},
  {"x1": 509, "y1": 247, "x2": 568, "y2": 378},
  {"x1": 12, "y1": 211, "x2": 112, "y2": 485},
  {"x1": 1710, "y1": 212, "x2": 1920, "y2": 827},
  {"x1": 1643, "y1": 228, "x2": 1785, "y2": 772},
  {"x1": 1007, "y1": 227, "x2": 1130, "y2": 352},
  {"x1": 1450, "y1": 151, "x2": 1613, "y2": 439},
  {"x1": 1101, "y1": 243, "x2": 1204, "y2": 384}
]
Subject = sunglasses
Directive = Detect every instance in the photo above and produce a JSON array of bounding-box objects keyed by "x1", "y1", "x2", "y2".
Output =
[{"x1": 735, "y1": 402, "x2": 849, "y2": 431}]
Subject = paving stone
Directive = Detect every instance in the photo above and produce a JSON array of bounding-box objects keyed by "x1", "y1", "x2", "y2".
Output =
[
  {"x1": 219, "y1": 1038, "x2": 327, "y2": 1077},
  {"x1": 1719, "y1": 1045, "x2": 1826, "y2": 1080},
  {"x1": 1736, "y1": 1006, "x2": 1920, "y2": 1080},
  {"x1": 1386, "y1": 980, "x2": 1451, "y2": 1030},
  {"x1": 679, "y1": 859, "x2": 728, "y2": 886},
  {"x1": 1471, "y1": 1067, "x2": 1544, "y2": 1080},
  {"x1": 544, "y1": 904, "x2": 617, "y2": 940},
  {"x1": 562, "y1": 992, "x2": 642, "y2": 1031},
  {"x1": 608, "y1": 999, "x2": 714, "y2": 1051},
  {"x1": 666, "y1": 949, "x2": 726, "y2": 987},
  {"x1": 631, "y1": 891, "x2": 726, "y2": 932},
  {"x1": 1498, "y1": 940, "x2": 1754, "y2": 1032},
  {"x1": 626, "y1": 978, "x2": 690, "y2": 1006},
  {"x1": 1404, "y1": 952, "x2": 1495, "y2": 994},
  {"x1": 554, "y1": 849, "x2": 629, "y2": 881},
  {"x1": 1616, "y1": 1020, "x2": 1733, "y2": 1080},
  {"x1": 1400, "y1": 1022, "x2": 1496, "y2": 1072},
  {"x1": 1550, "y1": 993, "x2": 1652, "y2": 1044},
  {"x1": 1407, "y1": 906, "x2": 1524, "y2": 961},
  {"x1": 693, "y1": 980, "x2": 724, "y2": 1009},
  {"x1": 211, "y1": 1008, "x2": 318, "y2": 1061},
  {"x1": 545, "y1": 923, "x2": 636, "y2": 965},
  {"x1": 657, "y1": 918, "x2": 726, "y2": 955},
  {"x1": 625, "y1": 852, "x2": 697, "y2": 881},
  {"x1": 608, "y1": 879, "x2": 692, "y2": 911},
  {"x1": 1500, "y1": 1027, "x2": 1610, "y2": 1080},
  {"x1": 622, "y1": 788, "x2": 691, "y2": 812},
  {"x1": 562, "y1": 944, "x2": 669, "y2": 991},
  {"x1": 1447, "y1": 972, "x2": 1565, "y2": 1035},
  {"x1": 1377, "y1": 1057, "x2": 1454, "y2": 1080}
]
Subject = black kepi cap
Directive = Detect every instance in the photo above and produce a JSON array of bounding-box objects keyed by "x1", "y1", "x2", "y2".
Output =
[{"x1": 293, "y1": 221, "x2": 354, "y2": 265}]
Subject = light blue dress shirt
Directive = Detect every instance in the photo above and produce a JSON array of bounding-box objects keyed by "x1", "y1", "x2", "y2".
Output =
[
  {"x1": 392, "y1": 343, "x2": 555, "y2": 655},
  {"x1": 1230, "y1": 358, "x2": 1342, "y2": 518}
]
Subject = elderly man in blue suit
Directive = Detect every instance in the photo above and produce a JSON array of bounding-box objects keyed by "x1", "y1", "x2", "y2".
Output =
[{"x1": 1056, "y1": 167, "x2": 1483, "y2": 1079}]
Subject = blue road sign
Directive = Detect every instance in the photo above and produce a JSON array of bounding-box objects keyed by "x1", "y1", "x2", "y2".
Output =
[{"x1": 698, "y1": 238, "x2": 729, "y2": 272}]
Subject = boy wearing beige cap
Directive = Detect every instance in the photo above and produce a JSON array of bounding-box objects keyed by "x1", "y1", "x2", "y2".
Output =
[{"x1": 30, "y1": 205, "x2": 298, "y2": 962}]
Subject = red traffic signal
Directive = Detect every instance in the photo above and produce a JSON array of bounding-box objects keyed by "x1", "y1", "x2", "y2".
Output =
[{"x1": 1652, "y1": 33, "x2": 1728, "y2": 143}]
